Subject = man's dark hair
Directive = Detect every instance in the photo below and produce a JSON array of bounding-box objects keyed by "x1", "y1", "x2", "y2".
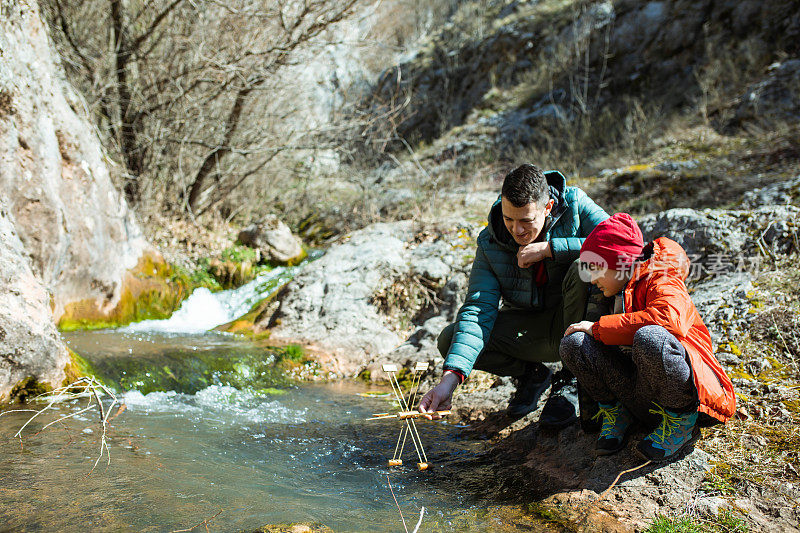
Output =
[{"x1": 501, "y1": 164, "x2": 550, "y2": 207}]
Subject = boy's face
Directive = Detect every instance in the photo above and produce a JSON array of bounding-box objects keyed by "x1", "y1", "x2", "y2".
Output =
[
  {"x1": 586, "y1": 265, "x2": 629, "y2": 297},
  {"x1": 501, "y1": 196, "x2": 554, "y2": 246}
]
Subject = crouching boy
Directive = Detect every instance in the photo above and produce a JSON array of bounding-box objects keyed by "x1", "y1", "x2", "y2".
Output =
[{"x1": 560, "y1": 213, "x2": 736, "y2": 462}]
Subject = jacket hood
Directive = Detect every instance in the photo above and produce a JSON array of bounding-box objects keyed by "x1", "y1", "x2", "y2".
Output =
[
  {"x1": 486, "y1": 170, "x2": 567, "y2": 250},
  {"x1": 632, "y1": 237, "x2": 691, "y2": 282}
]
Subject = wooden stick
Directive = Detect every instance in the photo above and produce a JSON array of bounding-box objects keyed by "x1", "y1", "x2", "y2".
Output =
[
  {"x1": 366, "y1": 410, "x2": 451, "y2": 421},
  {"x1": 408, "y1": 419, "x2": 428, "y2": 464}
]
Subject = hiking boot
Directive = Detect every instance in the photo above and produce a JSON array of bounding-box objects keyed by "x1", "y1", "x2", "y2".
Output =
[
  {"x1": 637, "y1": 403, "x2": 700, "y2": 462},
  {"x1": 593, "y1": 401, "x2": 634, "y2": 455},
  {"x1": 507, "y1": 362, "x2": 552, "y2": 417},
  {"x1": 539, "y1": 368, "x2": 578, "y2": 429}
]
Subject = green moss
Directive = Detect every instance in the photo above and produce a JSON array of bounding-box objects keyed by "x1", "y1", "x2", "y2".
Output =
[
  {"x1": 703, "y1": 462, "x2": 738, "y2": 495},
  {"x1": 522, "y1": 502, "x2": 572, "y2": 528},
  {"x1": 83, "y1": 344, "x2": 296, "y2": 395},
  {"x1": 277, "y1": 344, "x2": 305, "y2": 363},
  {"x1": 58, "y1": 252, "x2": 202, "y2": 331},
  {"x1": 8, "y1": 377, "x2": 51, "y2": 403},
  {"x1": 255, "y1": 387, "x2": 288, "y2": 396},
  {"x1": 645, "y1": 511, "x2": 748, "y2": 533},
  {"x1": 221, "y1": 244, "x2": 259, "y2": 263},
  {"x1": 171, "y1": 262, "x2": 222, "y2": 292}
]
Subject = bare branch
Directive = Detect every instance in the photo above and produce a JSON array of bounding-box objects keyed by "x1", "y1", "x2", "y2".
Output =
[{"x1": 129, "y1": 0, "x2": 188, "y2": 54}]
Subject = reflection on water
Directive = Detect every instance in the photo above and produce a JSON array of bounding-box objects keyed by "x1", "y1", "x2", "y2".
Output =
[{"x1": 0, "y1": 331, "x2": 557, "y2": 532}]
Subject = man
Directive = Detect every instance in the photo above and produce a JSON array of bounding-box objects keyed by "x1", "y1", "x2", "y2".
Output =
[{"x1": 418, "y1": 164, "x2": 609, "y2": 427}]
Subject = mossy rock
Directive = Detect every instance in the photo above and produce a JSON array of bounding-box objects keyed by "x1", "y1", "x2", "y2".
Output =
[
  {"x1": 213, "y1": 279, "x2": 289, "y2": 337},
  {"x1": 8, "y1": 376, "x2": 51, "y2": 403},
  {"x1": 62, "y1": 348, "x2": 102, "y2": 385},
  {"x1": 206, "y1": 258, "x2": 257, "y2": 289},
  {"x1": 57, "y1": 252, "x2": 198, "y2": 331}
]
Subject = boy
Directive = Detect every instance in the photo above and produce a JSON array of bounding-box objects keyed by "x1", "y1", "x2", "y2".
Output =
[{"x1": 560, "y1": 213, "x2": 736, "y2": 461}]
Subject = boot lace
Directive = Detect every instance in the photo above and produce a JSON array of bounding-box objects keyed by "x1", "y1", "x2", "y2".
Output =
[
  {"x1": 593, "y1": 404, "x2": 620, "y2": 437},
  {"x1": 647, "y1": 403, "x2": 682, "y2": 444}
]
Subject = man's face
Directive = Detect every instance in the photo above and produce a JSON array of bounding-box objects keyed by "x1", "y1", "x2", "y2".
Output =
[{"x1": 501, "y1": 196, "x2": 554, "y2": 246}]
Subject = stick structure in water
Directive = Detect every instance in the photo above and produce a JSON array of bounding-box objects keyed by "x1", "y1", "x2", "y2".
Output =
[
  {"x1": 366, "y1": 410, "x2": 451, "y2": 421},
  {"x1": 366, "y1": 362, "x2": 448, "y2": 470}
]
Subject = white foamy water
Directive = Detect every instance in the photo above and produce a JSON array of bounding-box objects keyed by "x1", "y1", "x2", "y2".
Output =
[
  {"x1": 122, "y1": 267, "x2": 293, "y2": 334},
  {"x1": 122, "y1": 385, "x2": 307, "y2": 425}
]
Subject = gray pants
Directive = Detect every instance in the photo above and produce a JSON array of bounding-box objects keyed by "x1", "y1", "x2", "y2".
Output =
[{"x1": 559, "y1": 325, "x2": 698, "y2": 425}]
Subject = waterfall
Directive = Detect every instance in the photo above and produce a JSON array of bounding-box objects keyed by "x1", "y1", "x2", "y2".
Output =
[{"x1": 122, "y1": 267, "x2": 294, "y2": 334}]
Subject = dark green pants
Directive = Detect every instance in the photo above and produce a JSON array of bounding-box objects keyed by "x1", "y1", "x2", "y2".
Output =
[{"x1": 437, "y1": 260, "x2": 594, "y2": 377}]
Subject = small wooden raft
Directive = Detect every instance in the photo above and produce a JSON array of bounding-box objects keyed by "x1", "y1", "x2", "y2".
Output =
[{"x1": 365, "y1": 362, "x2": 449, "y2": 470}]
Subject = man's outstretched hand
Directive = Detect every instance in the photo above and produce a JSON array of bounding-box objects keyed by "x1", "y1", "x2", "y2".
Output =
[{"x1": 417, "y1": 372, "x2": 461, "y2": 419}]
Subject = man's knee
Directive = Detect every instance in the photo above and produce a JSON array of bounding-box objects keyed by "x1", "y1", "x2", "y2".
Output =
[{"x1": 437, "y1": 322, "x2": 456, "y2": 357}]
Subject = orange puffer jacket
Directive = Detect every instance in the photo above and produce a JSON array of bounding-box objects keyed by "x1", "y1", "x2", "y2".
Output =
[{"x1": 591, "y1": 237, "x2": 736, "y2": 423}]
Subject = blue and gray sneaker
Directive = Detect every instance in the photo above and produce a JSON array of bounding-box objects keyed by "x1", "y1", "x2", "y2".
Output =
[
  {"x1": 593, "y1": 401, "x2": 633, "y2": 455},
  {"x1": 637, "y1": 403, "x2": 700, "y2": 462}
]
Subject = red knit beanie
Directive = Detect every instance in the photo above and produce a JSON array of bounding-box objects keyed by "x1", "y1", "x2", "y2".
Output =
[{"x1": 580, "y1": 213, "x2": 645, "y2": 270}]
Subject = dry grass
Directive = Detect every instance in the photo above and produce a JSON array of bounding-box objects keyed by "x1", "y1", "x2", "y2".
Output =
[{"x1": 699, "y1": 254, "x2": 800, "y2": 506}]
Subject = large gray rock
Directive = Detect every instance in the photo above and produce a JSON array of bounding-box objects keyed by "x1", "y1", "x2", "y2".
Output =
[
  {"x1": 262, "y1": 219, "x2": 478, "y2": 376},
  {"x1": 741, "y1": 175, "x2": 800, "y2": 209},
  {"x1": 0, "y1": 1, "x2": 156, "y2": 401},
  {"x1": 0, "y1": 0, "x2": 149, "y2": 322},
  {"x1": 638, "y1": 205, "x2": 799, "y2": 261},
  {"x1": 238, "y1": 215, "x2": 305, "y2": 264},
  {"x1": 0, "y1": 203, "x2": 68, "y2": 403}
]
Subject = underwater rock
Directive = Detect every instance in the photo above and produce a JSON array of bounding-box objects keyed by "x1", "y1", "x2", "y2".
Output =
[
  {"x1": 238, "y1": 215, "x2": 306, "y2": 264},
  {"x1": 254, "y1": 524, "x2": 332, "y2": 533}
]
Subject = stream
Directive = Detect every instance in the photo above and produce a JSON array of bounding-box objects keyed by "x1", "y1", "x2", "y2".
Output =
[{"x1": 0, "y1": 270, "x2": 558, "y2": 532}]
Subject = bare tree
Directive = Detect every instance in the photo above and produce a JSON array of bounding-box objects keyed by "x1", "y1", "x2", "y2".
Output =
[{"x1": 45, "y1": 0, "x2": 361, "y2": 215}]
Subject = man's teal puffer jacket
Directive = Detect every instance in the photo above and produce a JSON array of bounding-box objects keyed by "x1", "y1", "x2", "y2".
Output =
[{"x1": 443, "y1": 171, "x2": 609, "y2": 377}]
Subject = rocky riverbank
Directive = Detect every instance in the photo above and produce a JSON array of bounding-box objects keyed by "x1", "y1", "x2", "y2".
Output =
[{"x1": 245, "y1": 173, "x2": 799, "y2": 531}]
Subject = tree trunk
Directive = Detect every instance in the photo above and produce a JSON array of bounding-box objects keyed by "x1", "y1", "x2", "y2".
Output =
[
  {"x1": 110, "y1": 0, "x2": 143, "y2": 205},
  {"x1": 186, "y1": 84, "x2": 256, "y2": 214}
]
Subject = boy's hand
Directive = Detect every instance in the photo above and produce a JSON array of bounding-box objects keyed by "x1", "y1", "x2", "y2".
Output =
[
  {"x1": 418, "y1": 372, "x2": 460, "y2": 419},
  {"x1": 564, "y1": 321, "x2": 595, "y2": 337},
  {"x1": 517, "y1": 242, "x2": 552, "y2": 268}
]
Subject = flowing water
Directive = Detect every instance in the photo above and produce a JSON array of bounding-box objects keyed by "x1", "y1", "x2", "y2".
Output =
[{"x1": 0, "y1": 277, "x2": 557, "y2": 532}]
